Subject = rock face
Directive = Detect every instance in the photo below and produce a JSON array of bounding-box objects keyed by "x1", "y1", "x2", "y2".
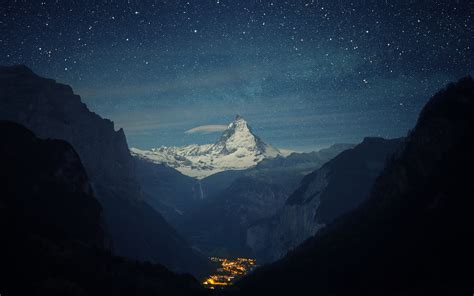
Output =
[
  {"x1": 246, "y1": 137, "x2": 403, "y2": 263},
  {"x1": 0, "y1": 65, "x2": 208, "y2": 275},
  {"x1": 131, "y1": 115, "x2": 281, "y2": 178},
  {"x1": 0, "y1": 121, "x2": 207, "y2": 296},
  {"x1": 0, "y1": 65, "x2": 141, "y2": 204},
  {"x1": 176, "y1": 143, "x2": 353, "y2": 257},
  {"x1": 236, "y1": 77, "x2": 474, "y2": 295}
]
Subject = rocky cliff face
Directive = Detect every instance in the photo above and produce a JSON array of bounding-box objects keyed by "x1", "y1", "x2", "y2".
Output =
[
  {"x1": 0, "y1": 65, "x2": 141, "y2": 204},
  {"x1": 247, "y1": 137, "x2": 403, "y2": 263},
  {"x1": 0, "y1": 65, "x2": 208, "y2": 275}
]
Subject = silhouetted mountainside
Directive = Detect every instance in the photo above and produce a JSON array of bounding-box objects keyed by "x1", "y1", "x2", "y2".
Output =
[
  {"x1": 0, "y1": 121, "x2": 207, "y2": 296},
  {"x1": 0, "y1": 121, "x2": 104, "y2": 248},
  {"x1": 233, "y1": 77, "x2": 474, "y2": 295},
  {"x1": 247, "y1": 137, "x2": 402, "y2": 263},
  {"x1": 177, "y1": 144, "x2": 353, "y2": 257},
  {"x1": 0, "y1": 65, "x2": 208, "y2": 275}
]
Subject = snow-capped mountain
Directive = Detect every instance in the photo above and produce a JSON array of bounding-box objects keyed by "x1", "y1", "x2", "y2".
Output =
[{"x1": 131, "y1": 115, "x2": 282, "y2": 178}]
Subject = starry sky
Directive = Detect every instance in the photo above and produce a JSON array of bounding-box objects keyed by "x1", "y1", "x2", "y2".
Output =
[{"x1": 1, "y1": 0, "x2": 472, "y2": 151}]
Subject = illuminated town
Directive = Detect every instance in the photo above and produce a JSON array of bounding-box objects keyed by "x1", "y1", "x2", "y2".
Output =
[{"x1": 202, "y1": 257, "x2": 257, "y2": 289}]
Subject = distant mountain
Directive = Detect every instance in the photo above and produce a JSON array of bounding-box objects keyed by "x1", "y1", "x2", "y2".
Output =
[
  {"x1": 0, "y1": 65, "x2": 208, "y2": 276},
  {"x1": 234, "y1": 77, "x2": 474, "y2": 295},
  {"x1": 0, "y1": 121, "x2": 206, "y2": 296},
  {"x1": 247, "y1": 137, "x2": 403, "y2": 263},
  {"x1": 252, "y1": 143, "x2": 355, "y2": 172},
  {"x1": 176, "y1": 143, "x2": 353, "y2": 257},
  {"x1": 131, "y1": 115, "x2": 281, "y2": 178}
]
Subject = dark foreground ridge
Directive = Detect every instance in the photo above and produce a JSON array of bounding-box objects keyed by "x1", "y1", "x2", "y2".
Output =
[
  {"x1": 231, "y1": 76, "x2": 474, "y2": 295},
  {"x1": 0, "y1": 121, "x2": 207, "y2": 296}
]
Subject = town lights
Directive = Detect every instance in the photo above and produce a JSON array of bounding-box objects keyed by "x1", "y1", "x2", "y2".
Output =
[{"x1": 202, "y1": 257, "x2": 257, "y2": 289}]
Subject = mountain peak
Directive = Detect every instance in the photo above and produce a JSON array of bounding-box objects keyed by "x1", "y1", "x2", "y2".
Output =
[
  {"x1": 214, "y1": 115, "x2": 266, "y2": 156},
  {"x1": 234, "y1": 114, "x2": 245, "y2": 121},
  {"x1": 131, "y1": 115, "x2": 281, "y2": 178},
  {"x1": 228, "y1": 114, "x2": 249, "y2": 131}
]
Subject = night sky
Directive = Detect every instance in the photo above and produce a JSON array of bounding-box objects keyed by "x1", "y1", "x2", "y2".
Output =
[{"x1": 1, "y1": 1, "x2": 472, "y2": 151}]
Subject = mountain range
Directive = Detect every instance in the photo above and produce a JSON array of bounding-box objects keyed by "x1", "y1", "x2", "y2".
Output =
[
  {"x1": 131, "y1": 115, "x2": 282, "y2": 179},
  {"x1": 232, "y1": 76, "x2": 474, "y2": 295},
  {"x1": 2, "y1": 64, "x2": 472, "y2": 295},
  {"x1": 128, "y1": 111, "x2": 356, "y2": 258}
]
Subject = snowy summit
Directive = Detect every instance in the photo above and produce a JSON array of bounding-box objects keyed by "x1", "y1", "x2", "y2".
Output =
[{"x1": 131, "y1": 115, "x2": 281, "y2": 178}]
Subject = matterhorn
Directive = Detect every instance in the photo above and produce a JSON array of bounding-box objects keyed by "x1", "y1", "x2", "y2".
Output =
[{"x1": 131, "y1": 115, "x2": 281, "y2": 178}]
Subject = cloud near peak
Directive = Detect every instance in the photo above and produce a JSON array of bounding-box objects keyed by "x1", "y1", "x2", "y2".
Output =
[{"x1": 185, "y1": 124, "x2": 228, "y2": 134}]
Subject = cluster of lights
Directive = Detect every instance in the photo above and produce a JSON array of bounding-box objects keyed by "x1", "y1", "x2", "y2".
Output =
[{"x1": 202, "y1": 257, "x2": 257, "y2": 289}]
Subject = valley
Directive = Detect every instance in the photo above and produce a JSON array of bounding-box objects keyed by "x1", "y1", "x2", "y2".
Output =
[
  {"x1": 132, "y1": 115, "x2": 355, "y2": 262},
  {"x1": 2, "y1": 1, "x2": 472, "y2": 295},
  {"x1": 1, "y1": 66, "x2": 473, "y2": 295}
]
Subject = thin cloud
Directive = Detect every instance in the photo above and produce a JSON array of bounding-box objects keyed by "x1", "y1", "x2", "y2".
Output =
[{"x1": 185, "y1": 125, "x2": 227, "y2": 134}]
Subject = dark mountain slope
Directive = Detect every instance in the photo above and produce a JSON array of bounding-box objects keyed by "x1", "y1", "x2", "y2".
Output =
[
  {"x1": 0, "y1": 121, "x2": 207, "y2": 296},
  {"x1": 0, "y1": 120, "x2": 104, "y2": 249},
  {"x1": 0, "y1": 65, "x2": 208, "y2": 275},
  {"x1": 247, "y1": 137, "x2": 402, "y2": 263},
  {"x1": 234, "y1": 77, "x2": 474, "y2": 295}
]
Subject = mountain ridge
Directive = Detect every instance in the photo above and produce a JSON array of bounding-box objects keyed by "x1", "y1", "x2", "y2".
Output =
[
  {"x1": 131, "y1": 115, "x2": 281, "y2": 178},
  {"x1": 0, "y1": 65, "x2": 209, "y2": 276}
]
